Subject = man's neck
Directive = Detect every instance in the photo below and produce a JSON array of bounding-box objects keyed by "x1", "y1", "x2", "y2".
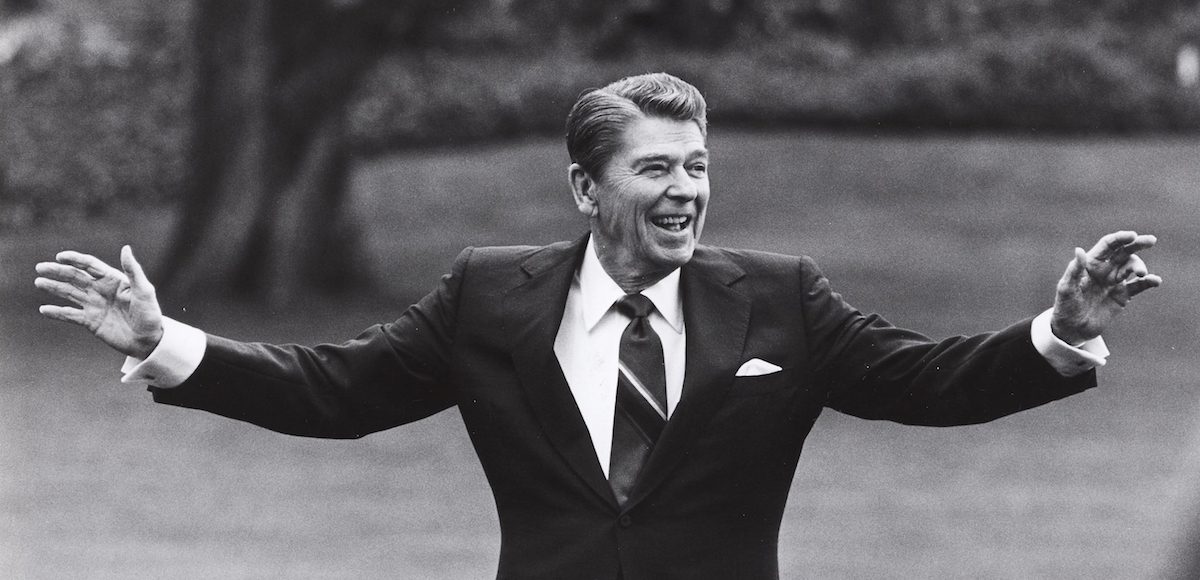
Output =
[
  {"x1": 578, "y1": 236, "x2": 684, "y2": 333},
  {"x1": 591, "y1": 244, "x2": 675, "y2": 295},
  {"x1": 609, "y1": 272, "x2": 669, "y2": 295}
]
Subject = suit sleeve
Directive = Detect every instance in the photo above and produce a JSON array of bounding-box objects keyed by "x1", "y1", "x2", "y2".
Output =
[
  {"x1": 148, "y1": 248, "x2": 474, "y2": 439},
  {"x1": 799, "y1": 257, "x2": 1096, "y2": 426}
]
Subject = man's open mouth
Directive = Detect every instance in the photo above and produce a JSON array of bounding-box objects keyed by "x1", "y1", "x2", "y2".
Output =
[{"x1": 651, "y1": 215, "x2": 691, "y2": 232}]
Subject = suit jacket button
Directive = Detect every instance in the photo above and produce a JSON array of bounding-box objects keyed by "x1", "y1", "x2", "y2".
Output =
[{"x1": 618, "y1": 515, "x2": 632, "y2": 528}]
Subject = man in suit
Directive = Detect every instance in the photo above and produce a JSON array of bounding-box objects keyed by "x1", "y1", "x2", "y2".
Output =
[{"x1": 36, "y1": 73, "x2": 1161, "y2": 579}]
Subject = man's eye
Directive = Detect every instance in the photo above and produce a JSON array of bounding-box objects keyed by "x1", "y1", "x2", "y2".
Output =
[
  {"x1": 642, "y1": 164, "x2": 668, "y2": 175},
  {"x1": 689, "y1": 163, "x2": 707, "y2": 174}
]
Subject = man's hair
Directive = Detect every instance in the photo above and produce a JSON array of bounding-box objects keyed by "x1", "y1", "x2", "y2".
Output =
[{"x1": 565, "y1": 72, "x2": 708, "y2": 177}]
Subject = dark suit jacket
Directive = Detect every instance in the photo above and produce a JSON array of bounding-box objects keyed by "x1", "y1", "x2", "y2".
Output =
[{"x1": 150, "y1": 236, "x2": 1095, "y2": 580}]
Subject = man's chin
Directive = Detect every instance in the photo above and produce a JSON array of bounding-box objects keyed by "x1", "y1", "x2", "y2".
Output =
[{"x1": 651, "y1": 244, "x2": 696, "y2": 270}]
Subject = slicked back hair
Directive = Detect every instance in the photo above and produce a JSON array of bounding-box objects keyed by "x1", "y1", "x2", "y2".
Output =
[{"x1": 566, "y1": 73, "x2": 708, "y2": 178}]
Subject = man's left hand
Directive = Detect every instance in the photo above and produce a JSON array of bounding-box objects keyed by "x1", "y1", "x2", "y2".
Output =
[{"x1": 1051, "y1": 230, "x2": 1162, "y2": 345}]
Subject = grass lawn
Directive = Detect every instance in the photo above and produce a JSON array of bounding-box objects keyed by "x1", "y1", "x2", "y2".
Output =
[{"x1": 3, "y1": 130, "x2": 1199, "y2": 578}]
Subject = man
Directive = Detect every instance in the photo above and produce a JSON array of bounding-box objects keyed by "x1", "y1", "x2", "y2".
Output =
[{"x1": 35, "y1": 73, "x2": 1161, "y2": 579}]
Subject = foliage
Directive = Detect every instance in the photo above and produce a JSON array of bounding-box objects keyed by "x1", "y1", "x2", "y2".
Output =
[
  {"x1": 0, "y1": 2, "x2": 188, "y2": 226},
  {"x1": 2, "y1": 0, "x2": 1200, "y2": 226}
]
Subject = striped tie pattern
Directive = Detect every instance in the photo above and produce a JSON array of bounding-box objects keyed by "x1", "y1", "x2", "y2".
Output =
[{"x1": 609, "y1": 293, "x2": 667, "y2": 506}]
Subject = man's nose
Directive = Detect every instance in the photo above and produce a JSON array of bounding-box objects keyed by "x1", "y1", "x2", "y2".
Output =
[{"x1": 665, "y1": 167, "x2": 699, "y2": 201}]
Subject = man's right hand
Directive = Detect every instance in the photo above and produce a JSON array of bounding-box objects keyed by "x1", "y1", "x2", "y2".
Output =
[{"x1": 35, "y1": 245, "x2": 164, "y2": 359}]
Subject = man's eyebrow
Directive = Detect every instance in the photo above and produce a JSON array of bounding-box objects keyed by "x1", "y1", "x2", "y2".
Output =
[
  {"x1": 633, "y1": 149, "x2": 709, "y2": 165},
  {"x1": 633, "y1": 154, "x2": 673, "y2": 165}
]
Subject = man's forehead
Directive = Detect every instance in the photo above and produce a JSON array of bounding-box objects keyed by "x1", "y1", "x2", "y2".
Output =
[{"x1": 619, "y1": 116, "x2": 708, "y2": 158}]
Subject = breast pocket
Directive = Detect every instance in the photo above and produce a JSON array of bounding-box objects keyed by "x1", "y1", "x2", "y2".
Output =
[{"x1": 727, "y1": 368, "x2": 794, "y2": 397}]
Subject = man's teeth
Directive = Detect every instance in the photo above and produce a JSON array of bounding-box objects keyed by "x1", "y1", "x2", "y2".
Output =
[{"x1": 652, "y1": 216, "x2": 689, "y2": 231}]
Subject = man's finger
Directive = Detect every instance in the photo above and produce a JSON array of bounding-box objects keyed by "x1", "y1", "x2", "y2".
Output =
[
  {"x1": 1063, "y1": 247, "x2": 1089, "y2": 284},
  {"x1": 35, "y1": 262, "x2": 97, "y2": 289},
  {"x1": 38, "y1": 304, "x2": 88, "y2": 326},
  {"x1": 1116, "y1": 234, "x2": 1157, "y2": 258},
  {"x1": 1125, "y1": 274, "x2": 1163, "y2": 298},
  {"x1": 1088, "y1": 231, "x2": 1138, "y2": 261},
  {"x1": 120, "y1": 245, "x2": 154, "y2": 296},
  {"x1": 1104, "y1": 234, "x2": 1158, "y2": 266},
  {"x1": 57, "y1": 250, "x2": 125, "y2": 282},
  {"x1": 34, "y1": 277, "x2": 91, "y2": 306},
  {"x1": 1116, "y1": 255, "x2": 1149, "y2": 281}
]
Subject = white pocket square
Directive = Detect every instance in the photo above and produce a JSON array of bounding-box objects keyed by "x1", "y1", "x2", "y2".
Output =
[{"x1": 735, "y1": 358, "x2": 783, "y2": 377}]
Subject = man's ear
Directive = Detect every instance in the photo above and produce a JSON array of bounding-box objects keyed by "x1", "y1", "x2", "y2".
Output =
[{"x1": 569, "y1": 163, "x2": 599, "y2": 218}]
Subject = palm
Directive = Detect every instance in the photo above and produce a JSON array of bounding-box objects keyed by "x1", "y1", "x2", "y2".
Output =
[
  {"x1": 88, "y1": 271, "x2": 161, "y2": 354},
  {"x1": 1051, "y1": 231, "x2": 1161, "y2": 345}
]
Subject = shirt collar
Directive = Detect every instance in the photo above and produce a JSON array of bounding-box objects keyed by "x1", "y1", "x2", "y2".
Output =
[{"x1": 579, "y1": 235, "x2": 684, "y2": 333}]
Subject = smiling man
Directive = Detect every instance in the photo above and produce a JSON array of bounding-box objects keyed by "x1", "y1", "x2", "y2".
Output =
[
  {"x1": 36, "y1": 73, "x2": 1162, "y2": 579},
  {"x1": 568, "y1": 110, "x2": 710, "y2": 293}
]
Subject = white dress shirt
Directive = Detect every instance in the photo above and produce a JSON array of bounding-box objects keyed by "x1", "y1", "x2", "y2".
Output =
[
  {"x1": 553, "y1": 237, "x2": 686, "y2": 477},
  {"x1": 123, "y1": 238, "x2": 1109, "y2": 478}
]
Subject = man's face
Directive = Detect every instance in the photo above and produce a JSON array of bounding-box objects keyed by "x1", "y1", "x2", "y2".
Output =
[{"x1": 574, "y1": 115, "x2": 710, "y2": 285}]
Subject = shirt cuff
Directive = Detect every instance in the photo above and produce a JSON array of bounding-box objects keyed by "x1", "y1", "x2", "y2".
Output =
[
  {"x1": 120, "y1": 317, "x2": 206, "y2": 388},
  {"x1": 1030, "y1": 308, "x2": 1109, "y2": 377}
]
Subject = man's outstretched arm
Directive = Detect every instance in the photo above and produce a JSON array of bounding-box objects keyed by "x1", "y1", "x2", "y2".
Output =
[
  {"x1": 814, "y1": 230, "x2": 1162, "y2": 426},
  {"x1": 34, "y1": 245, "x2": 467, "y2": 438}
]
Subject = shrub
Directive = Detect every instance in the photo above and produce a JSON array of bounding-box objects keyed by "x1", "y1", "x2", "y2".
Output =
[{"x1": 3, "y1": 1, "x2": 1199, "y2": 226}]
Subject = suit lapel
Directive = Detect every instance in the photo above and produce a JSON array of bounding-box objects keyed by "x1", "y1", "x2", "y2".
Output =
[
  {"x1": 507, "y1": 236, "x2": 618, "y2": 508},
  {"x1": 505, "y1": 240, "x2": 750, "y2": 512},
  {"x1": 622, "y1": 246, "x2": 750, "y2": 511}
]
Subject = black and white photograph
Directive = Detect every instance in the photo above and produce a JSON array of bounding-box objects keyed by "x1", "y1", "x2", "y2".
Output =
[{"x1": 4, "y1": 1, "x2": 1199, "y2": 578}]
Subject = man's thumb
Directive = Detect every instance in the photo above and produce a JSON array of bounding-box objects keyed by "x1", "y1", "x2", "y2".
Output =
[
  {"x1": 1063, "y1": 247, "x2": 1088, "y2": 283},
  {"x1": 120, "y1": 245, "x2": 154, "y2": 293}
]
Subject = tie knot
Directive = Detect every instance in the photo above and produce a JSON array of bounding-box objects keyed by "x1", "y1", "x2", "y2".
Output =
[{"x1": 615, "y1": 293, "x2": 655, "y2": 319}]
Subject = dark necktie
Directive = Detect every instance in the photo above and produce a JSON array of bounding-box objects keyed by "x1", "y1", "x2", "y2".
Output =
[{"x1": 609, "y1": 293, "x2": 668, "y2": 506}]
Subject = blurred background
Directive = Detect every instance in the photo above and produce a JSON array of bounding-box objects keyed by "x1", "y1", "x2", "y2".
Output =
[{"x1": 3, "y1": 0, "x2": 1200, "y2": 577}]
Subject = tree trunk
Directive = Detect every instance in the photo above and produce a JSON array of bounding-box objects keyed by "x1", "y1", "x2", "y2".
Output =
[
  {"x1": 160, "y1": 0, "x2": 271, "y2": 301},
  {"x1": 160, "y1": 0, "x2": 387, "y2": 307}
]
